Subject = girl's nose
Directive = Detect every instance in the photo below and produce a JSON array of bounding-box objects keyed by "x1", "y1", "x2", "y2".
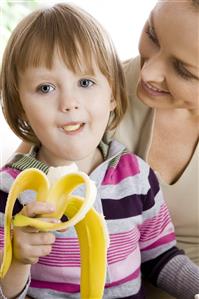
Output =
[
  {"x1": 59, "y1": 91, "x2": 80, "y2": 112},
  {"x1": 64, "y1": 106, "x2": 79, "y2": 112}
]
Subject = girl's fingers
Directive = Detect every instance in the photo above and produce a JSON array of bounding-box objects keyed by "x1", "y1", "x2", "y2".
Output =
[
  {"x1": 21, "y1": 201, "x2": 55, "y2": 217},
  {"x1": 30, "y1": 232, "x2": 56, "y2": 246},
  {"x1": 14, "y1": 229, "x2": 56, "y2": 245},
  {"x1": 19, "y1": 217, "x2": 61, "y2": 233},
  {"x1": 16, "y1": 243, "x2": 53, "y2": 265}
]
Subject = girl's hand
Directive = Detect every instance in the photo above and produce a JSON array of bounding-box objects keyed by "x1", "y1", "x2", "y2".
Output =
[{"x1": 13, "y1": 201, "x2": 57, "y2": 265}]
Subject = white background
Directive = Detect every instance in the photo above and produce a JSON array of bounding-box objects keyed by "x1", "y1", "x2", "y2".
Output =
[{"x1": 0, "y1": 0, "x2": 157, "y2": 166}]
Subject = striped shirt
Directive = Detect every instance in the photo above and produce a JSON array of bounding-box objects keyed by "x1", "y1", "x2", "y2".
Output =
[{"x1": 0, "y1": 140, "x2": 179, "y2": 299}]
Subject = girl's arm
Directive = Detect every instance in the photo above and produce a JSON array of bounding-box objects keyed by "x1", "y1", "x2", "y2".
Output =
[
  {"x1": 0, "y1": 201, "x2": 56, "y2": 298},
  {"x1": 140, "y1": 167, "x2": 199, "y2": 298},
  {"x1": 0, "y1": 254, "x2": 31, "y2": 299},
  {"x1": 157, "y1": 254, "x2": 199, "y2": 299}
]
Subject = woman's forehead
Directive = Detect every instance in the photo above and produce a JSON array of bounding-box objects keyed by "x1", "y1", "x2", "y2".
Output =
[{"x1": 152, "y1": 1, "x2": 199, "y2": 68}]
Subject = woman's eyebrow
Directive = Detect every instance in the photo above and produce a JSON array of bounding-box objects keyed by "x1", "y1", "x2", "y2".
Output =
[{"x1": 148, "y1": 11, "x2": 157, "y2": 37}]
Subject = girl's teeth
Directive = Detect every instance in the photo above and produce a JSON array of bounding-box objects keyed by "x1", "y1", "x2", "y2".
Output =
[{"x1": 63, "y1": 124, "x2": 81, "y2": 131}]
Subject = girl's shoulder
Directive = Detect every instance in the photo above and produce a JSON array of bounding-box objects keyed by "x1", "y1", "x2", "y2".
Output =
[
  {"x1": 0, "y1": 166, "x2": 23, "y2": 216},
  {"x1": 103, "y1": 140, "x2": 157, "y2": 192},
  {"x1": 0, "y1": 166, "x2": 20, "y2": 194}
]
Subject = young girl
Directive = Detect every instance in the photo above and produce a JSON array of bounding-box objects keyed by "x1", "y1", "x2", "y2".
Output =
[{"x1": 0, "y1": 3, "x2": 198, "y2": 299}]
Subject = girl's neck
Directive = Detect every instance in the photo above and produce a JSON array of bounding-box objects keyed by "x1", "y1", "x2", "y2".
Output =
[{"x1": 37, "y1": 146, "x2": 103, "y2": 175}]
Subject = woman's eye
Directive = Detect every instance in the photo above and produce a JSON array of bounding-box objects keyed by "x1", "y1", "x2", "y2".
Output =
[
  {"x1": 145, "y1": 25, "x2": 159, "y2": 46},
  {"x1": 79, "y1": 79, "x2": 94, "y2": 88},
  {"x1": 38, "y1": 84, "x2": 55, "y2": 94},
  {"x1": 173, "y1": 60, "x2": 196, "y2": 80}
]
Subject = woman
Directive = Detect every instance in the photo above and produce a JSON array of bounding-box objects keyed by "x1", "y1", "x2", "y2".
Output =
[
  {"x1": 114, "y1": 0, "x2": 199, "y2": 298},
  {"x1": 12, "y1": 0, "x2": 199, "y2": 298}
]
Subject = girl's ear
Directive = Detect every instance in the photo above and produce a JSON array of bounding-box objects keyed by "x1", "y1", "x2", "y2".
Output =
[{"x1": 110, "y1": 96, "x2": 116, "y2": 111}]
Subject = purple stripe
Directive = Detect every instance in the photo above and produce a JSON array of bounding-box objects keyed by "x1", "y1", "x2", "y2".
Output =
[
  {"x1": 102, "y1": 194, "x2": 144, "y2": 219},
  {"x1": 102, "y1": 154, "x2": 140, "y2": 185},
  {"x1": 102, "y1": 169, "x2": 159, "y2": 219},
  {"x1": 0, "y1": 190, "x2": 23, "y2": 215},
  {"x1": 141, "y1": 168, "x2": 160, "y2": 211}
]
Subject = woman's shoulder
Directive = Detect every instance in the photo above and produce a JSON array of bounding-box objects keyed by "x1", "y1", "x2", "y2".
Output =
[{"x1": 123, "y1": 56, "x2": 140, "y2": 94}]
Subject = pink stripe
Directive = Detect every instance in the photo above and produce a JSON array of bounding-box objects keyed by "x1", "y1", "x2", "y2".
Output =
[
  {"x1": 141, "y1": 232, "x2": 176, "y2": 251},
  {"x1": 108, "y1": 253, "x2": 135, "y2": 264},
  {"x1": 30, "y1": 268, "x2": 140, "y2": 292},
  {"x1": 110, "y1": 235, "x2": 138, "y2": 246},
  {"x1": 1, "y1": 167, "x2": 20, "y2": 178},
  {"x1": 107, "y1": 267, "x2": 140, "y2": 287},
  {"x1": 38, "y1": 228, "x2": 139, "y2": 267},
  {"x1": 102, "y1": 154, "x2": 139, "y2": 185},
  {"x1": 38, "y1": 261, "x2": 80, "y2": 267},
  {"x1": 31, "y1": 279, "x2": 80, "y2": 293},
  {"x1": 140, "y1": 217, "x2": 171, "y2": 241},
  {"x1": 110, "y1": 227, "x2": 139, "y2": 239},
  {"x1": 140, "y1": 204, "x2": 172, "y2": 241},
  {"x1": 0, "y1": 228, "x2": 4, "y2": 247},
  {"x1": 109, "y1": 241, "x2": 136, "y2": 254},
  {"x1": 53, "y1": 238, "x2": 79, "y2": 243},
  {"x1": 49, "y1": 252, "x2": 80, "y2": 258},
  {"x1": 31, "y1": 263, "x2": 80, "y2": 284}
]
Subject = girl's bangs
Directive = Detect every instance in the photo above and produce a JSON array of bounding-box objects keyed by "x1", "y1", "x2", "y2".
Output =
[{"x1": 16, "y1": 14, "x2": 99, "y2": 75}]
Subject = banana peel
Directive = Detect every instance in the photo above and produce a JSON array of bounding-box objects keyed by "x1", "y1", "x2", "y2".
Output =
[{"x1": 0, "y1": 168, "x2": 109, "y2": 299}]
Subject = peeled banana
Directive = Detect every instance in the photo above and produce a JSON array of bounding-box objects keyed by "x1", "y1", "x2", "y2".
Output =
[{"x1": 0, "y1": 168, "x2": 109, "y2": 299}]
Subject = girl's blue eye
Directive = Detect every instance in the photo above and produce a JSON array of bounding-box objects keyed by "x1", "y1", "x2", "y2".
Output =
[
  {"x1": 79, "y1": 79, "x2": 94, "y2": 88},
  {"x1": 38, "y1": 84, "x2": 54, "y2": 94}
]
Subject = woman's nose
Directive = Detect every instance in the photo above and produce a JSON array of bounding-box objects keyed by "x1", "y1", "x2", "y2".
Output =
[{"x1": 141, "y1": 54, "x2": 166, "y2": 83}]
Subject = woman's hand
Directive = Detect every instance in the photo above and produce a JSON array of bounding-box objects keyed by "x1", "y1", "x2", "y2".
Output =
[{"x1": 13, "y1": 201, "x2": 57, "y2": 265}]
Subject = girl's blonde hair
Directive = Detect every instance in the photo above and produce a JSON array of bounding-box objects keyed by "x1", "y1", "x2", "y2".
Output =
[{"x1": 0, "y1": 3, "x2": 128, "y2": 144}]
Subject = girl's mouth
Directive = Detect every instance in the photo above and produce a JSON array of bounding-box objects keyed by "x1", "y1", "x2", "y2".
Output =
[
  {"x1": 63, "y1": 124, "x2": 81, "y2": 132},
  {"x1": 61, "y1": 122, "x2": 85, "y2": 134}
]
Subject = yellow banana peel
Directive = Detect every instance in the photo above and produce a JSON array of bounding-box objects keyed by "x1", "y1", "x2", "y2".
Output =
[{"x1": 0, "y1": 168, "x2": 109, "y2": 299}]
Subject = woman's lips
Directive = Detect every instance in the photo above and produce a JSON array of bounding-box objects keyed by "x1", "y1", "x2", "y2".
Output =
[{"x1": 141, "y1": 80, "x2": 170, "y2": 96}]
